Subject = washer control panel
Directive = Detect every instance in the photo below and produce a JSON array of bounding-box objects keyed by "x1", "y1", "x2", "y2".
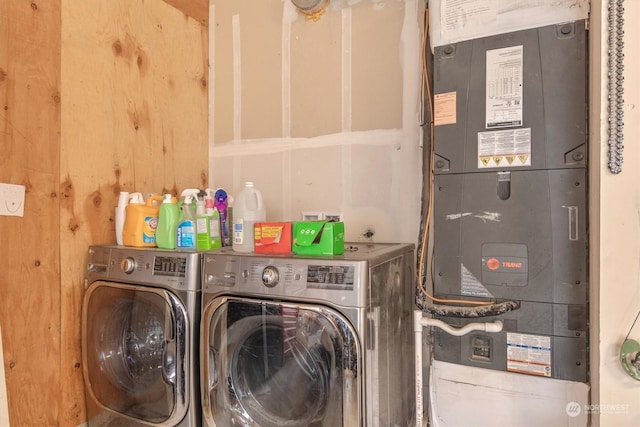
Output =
[
  {"x1": 85, "y1": 246, "x2": 201, "y2": 291},
  {"x1": 203, "y1": 253, "x2": 367, "y2": 307}
]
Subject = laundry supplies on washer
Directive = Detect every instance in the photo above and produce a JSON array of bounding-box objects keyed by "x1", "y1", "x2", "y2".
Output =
[
  {"x1": 232, "y1": 182, "x2": 266, "y2": 253},
  {"x1": 254, "y1": 222, "x2": 292, "y2": 254},
  {"x1": 114, "y1": 191, "x2": 129, "y2": 245},
  {"x1": 122, "y1": 193, "x2": 163, "y2": 247},
  {"x1": 156, "y1": 194, "x2": 180, "y2": 250},
  {"x1": 177, "y1": 189, "x2": 199, "y2": 249},
  {"x1": 214, "y1": 188, "x2": 231, "y2": 246},
  {"x1": 292, "y1": 220, "x2": 345, "y2": 255},
  {"x1": 196, "y1": 192, "x2": 222, "y2": 251}
]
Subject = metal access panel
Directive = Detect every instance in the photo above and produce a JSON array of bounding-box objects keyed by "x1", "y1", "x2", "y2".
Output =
[
  {"x1": 433, "y1": 20, "x2": 587, "y2": 174},
  {"x1": 433, "y1": 300, "x2": 588, "y2": 382},
  {"x1": 430, "y1": 21, "x2": 588, "y2": 382},
  {"x1": 433, "y1": 168, "x2": 587, "y2": 304}
]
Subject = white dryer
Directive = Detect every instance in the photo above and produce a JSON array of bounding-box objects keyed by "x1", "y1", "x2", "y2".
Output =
[
  {"x1": 82, "y1": 246, "x2": 202, "y2": 426},
  {"x1": 200, "y1": 243, "x2": 415, "y2": 426}
]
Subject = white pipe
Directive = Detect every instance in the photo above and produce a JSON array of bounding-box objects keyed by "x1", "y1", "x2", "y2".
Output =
[
  {"x1": 414, "y1": 310, "x2": 424, "y2": 427},
  {"x1": 418, "y1": 316, "x2": 503, "y2": 336},
  {"x1": 413, "y1": 310, "x2": 504, "y2": 426}
]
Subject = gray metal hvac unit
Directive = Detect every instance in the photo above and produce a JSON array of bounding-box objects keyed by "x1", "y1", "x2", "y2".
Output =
[{"x1": 431, "y1": 21, "x2": 588, "y2": 382}]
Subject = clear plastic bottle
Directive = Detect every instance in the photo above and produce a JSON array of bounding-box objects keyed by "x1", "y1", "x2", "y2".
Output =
[{"x1": 232, "y1": 182, "x2": 266, "y2": 253}]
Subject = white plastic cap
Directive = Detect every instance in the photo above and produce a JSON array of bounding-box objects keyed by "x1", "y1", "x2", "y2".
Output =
[{"x1": 129, "y1": 192, "x2": 144, "y2": 204}]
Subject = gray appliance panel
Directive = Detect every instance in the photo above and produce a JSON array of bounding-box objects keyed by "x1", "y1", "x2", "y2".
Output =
[
  {"x1": 433, "y1": 20, "x2": 587, "y2": 174},
  {"x1": 430, "y1": 20, "x2": 589, "y2": 384},
  {"x1": 202, "y1": 242, "x2": 415, "y2": 309},
  {"x1": 433, "y1": 300, "x2": 588, "y2": 382},
  {"x1": 433, "y1": 168, "x2": 587, "y2": 305}
]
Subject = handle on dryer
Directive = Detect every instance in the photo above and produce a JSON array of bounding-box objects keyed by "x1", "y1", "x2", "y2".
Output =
[{"x1": 162, "y1": 341, "x2": 177, "y2": 385}]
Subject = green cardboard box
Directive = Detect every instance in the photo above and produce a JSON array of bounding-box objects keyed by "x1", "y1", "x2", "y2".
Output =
[{"x1": 293, "y1": 221, "x2": 345, "y2": 256}]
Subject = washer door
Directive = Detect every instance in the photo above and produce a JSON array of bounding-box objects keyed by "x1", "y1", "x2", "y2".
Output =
[
  {"x1": 202, "y1": 297, "x2": 360, "y2": 427},
  {"x1": 82, "y1": 281, "x2": 189, "y2": 425}
]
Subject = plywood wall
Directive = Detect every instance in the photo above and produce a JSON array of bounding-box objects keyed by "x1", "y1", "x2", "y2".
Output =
[
  {"x1": 0, "y1": 0, "x2": 208, "y2": 425},
  {"x1": 0, "y1": 1, "x2": 63, "y2": 425}
]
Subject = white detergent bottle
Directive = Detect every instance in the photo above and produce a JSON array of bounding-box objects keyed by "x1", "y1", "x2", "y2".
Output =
[
  {"x1": 232, "y1": 181, "x2": 266, "y2": 253},
  {"x1": 115, "y1": 191, "x2": 130, "y2": 245}
]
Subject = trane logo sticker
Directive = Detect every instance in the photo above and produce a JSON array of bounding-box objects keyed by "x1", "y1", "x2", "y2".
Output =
[
  {"x1": 502, "y1": 261, "x2": 523, "y2": 269},
  {"x1": 484, "y1": 257, "x2": 527, "y2": 272}
]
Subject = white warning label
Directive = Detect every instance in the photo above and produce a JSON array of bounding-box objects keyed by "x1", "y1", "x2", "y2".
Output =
[
  {"x1": 507, "y1": 333, "x2": 551, "y2": 377},
  {"x1": 486, "y1": 45, "x2": 523, "y2": 129},
  {"x1": 478, "y1": 128, "x2": 531, "y2": 168},
  {"x1": 460, "y1": 264, "x2": 493, "y2": 298}
]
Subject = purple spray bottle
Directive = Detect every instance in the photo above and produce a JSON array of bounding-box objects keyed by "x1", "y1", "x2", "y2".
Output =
[{"x1": 214, "y1": 189, "x2": 229, "y2": 246}]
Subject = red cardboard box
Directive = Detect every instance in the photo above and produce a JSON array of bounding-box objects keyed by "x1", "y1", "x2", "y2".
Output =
[{"x1": 254, "y1": 222, "x2": 292, "y2": 254}]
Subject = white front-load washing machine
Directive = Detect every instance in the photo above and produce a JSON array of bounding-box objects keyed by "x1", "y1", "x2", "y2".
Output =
[
  {"x1": 82, "y1": 246, "x2": 202, "y2": 426},
  {"x1": 200, "y1": 243, "x2": 415, "y2": 426}
]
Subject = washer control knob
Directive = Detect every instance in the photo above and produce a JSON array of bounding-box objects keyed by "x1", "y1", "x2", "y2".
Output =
[
  {"x1": 262, "y1": 266, "x2": 279, "y2": 288},
  {"x1": 120, "y1": 257, "x2": 136, "y2": 274}
]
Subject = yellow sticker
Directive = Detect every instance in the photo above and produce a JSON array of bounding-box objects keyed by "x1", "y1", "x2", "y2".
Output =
[{"x1": 434, "y1": 92, "x2": 457, "y2": 126}]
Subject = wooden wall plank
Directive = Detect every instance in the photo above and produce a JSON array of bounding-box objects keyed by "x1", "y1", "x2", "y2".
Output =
[
  {"x1": 61, "y1": 1, "x2": 208, "y2": 424},
  {"x1": 0, "y1": 0, "x2": 208, "y2": 425},
  {"x1": 0, "y1": 0, "x2": 62, "y2": 425}
]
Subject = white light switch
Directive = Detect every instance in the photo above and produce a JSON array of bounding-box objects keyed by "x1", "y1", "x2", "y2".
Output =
[{"x1": 0, "y1": 183, "x2": 25, "y2": 217}]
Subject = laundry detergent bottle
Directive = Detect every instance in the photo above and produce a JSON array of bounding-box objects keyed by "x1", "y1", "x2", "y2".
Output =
[
  {"x1": 123, "y1": 193, "x2": 163, "y2": 247},
  {"x1": 156, "y1": 194, "x2": 180, "y2": 249},
  {"x1": 232, "y1": 182, "x2": 266, "y2": 253},
  {"x1": 114, "y1": 191, "x2": 130, "y2": 245}
]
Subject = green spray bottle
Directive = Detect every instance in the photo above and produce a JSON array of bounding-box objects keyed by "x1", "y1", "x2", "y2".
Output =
[{"x1": 196, "y1": 191, "x2": 222, "y2": 250}]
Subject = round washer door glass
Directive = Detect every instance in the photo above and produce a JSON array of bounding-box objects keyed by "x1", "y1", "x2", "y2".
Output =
[
  {"x1": 82, "y1": 282, "x2": 188, "y2": 424},
  {"x1": 203, "y1": 298, "x2": 360, "y2": 427}
]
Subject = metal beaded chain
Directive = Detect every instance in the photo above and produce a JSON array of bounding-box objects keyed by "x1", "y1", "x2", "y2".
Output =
[{"x1": 608, "y1": 0, "x2": 625, "y2": 174}]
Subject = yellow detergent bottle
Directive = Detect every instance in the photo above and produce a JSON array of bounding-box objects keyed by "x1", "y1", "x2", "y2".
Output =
[{"x1": 123, "y1": 193, "x2": 163, "y2": 247}]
